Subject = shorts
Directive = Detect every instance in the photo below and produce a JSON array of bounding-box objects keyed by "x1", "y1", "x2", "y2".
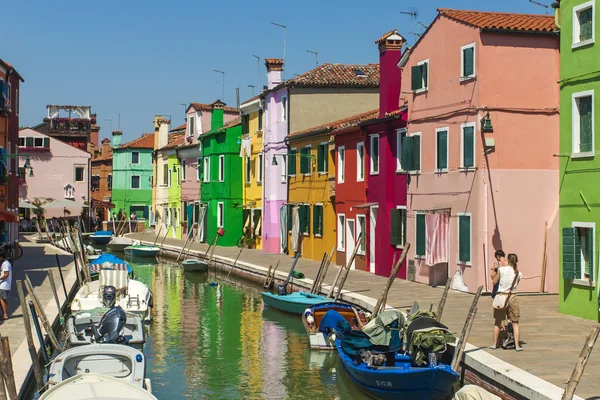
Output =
[
  {"x1": 0, "y1": 289, "x2": 9, "y2": 300},
  {"x1": 493, "y1": 294, "x2": 520, "y2": 323}
]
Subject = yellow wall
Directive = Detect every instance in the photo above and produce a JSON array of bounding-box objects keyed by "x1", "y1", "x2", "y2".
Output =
[
  {"x1": 242, "y1": 109, "x2": 263, "y2": 249},
  {"x1": 287, "y1": 133, "x2": 336, "y2": 261}
]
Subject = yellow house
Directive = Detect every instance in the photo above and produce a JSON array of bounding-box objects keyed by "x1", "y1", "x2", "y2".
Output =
[
  {"x1": 240, "y1": 96, "x2": 264, "y2": 249},
  {"x1": 285, "y1": 125, "x2": 336, "y2": 262}
]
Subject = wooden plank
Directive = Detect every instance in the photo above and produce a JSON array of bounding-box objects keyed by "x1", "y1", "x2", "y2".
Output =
[
  {"x1": 15, "y1": 281, "x2": 44, "y2": 391},
  {"x1": 540, "y1": 221, "x2": 548, "y2": 293},
  {"x1": 451, "y1": 285, "x2": 483, "y2": 371},
  {"x1": 436, "y1": 277, "x2": 452, "y2": 322},
  {"x1": 24, "y1": 277, "x2": 62, "y2": 353},
  {"x1": 562, "y1": 325, "x2": 600, "y2": 400},
  {"x1": 372, "y1": 244, "x2": 411, "y2": 318}
]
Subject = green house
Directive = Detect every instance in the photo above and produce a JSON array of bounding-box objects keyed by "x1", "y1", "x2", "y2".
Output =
[
  {"x1": 111, "y1": 131, "x2": 154, "y2": 225},
  {"x1": 557, "y1": 0, "x2": 600, "y2": 321},
  {"x1": 199, "y1": 101, "x2": 243, "y2": 246}
]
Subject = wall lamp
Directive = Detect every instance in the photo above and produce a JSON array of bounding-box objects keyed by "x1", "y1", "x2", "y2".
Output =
[
  {"x1": 2, "y1": 154, "x2": 34, "y2": 178},
  {"x1": 481, "y1": 111, "x2": 493, "y2": 133}
]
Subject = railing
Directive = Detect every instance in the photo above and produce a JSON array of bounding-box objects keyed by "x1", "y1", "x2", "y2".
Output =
[{"x1": 47, "y1": 118, "x2": 92, "y2": 134}]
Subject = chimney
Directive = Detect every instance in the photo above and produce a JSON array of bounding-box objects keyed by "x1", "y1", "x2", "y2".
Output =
[
  {"x1": 101, "y1": 138, "x2": 111, "y2": 156},
  {"x1": 376, "y1": 30, "x2": 404, "y2": 118},
  {"x1": 90, "y1": 125, "x2": 100, "y2": 147},
  {"x1": 112, "y1": 130, "x2": 123, "y2": 147},
  {"x1": 265, "y1": 58, "x2": 284, "y2": 90},
  {"x1": 154, "y1": 115, "x2": 171, "y2": 149},
  {"x1": 210, "y1": 100, "x2": 225, "y2": 131}
]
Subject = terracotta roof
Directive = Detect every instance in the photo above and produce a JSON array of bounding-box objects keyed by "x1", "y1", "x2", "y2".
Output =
[
  {"x1": 118, "y1": 133, "x2": 154, "y2": 150},
  {"x1": 189, "y1": 101, "x2": 238, "y2": 114},
  {"x1": 284, "y1": 63, "x2": 379, "y2": 88},
  {"x1": 161, "y1": 132, "x2": 186, "y2": 150},
  {"x1": 438, "y1": 8, "x2": 556, "y2": 33},
  {"x1": 375, "y1": 29, "x2": 400, "y2": 44},
  {"x1": 92, "y1": 152, "x2": 113, "y2": 162},
  {"x1": 289, "y1": 109, "x2": 379, "y2": 138},
  {"x1": 221, "y1": 116, "x2": 241, "y2": 130},
  {"x1": 170, "y1": 123, "x2": 186, "y2": 133}
]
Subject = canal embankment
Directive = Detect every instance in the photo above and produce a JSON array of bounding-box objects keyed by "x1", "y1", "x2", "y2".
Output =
[{"x1": 130, "y1": 232, "x2": 595, "y2": 400}]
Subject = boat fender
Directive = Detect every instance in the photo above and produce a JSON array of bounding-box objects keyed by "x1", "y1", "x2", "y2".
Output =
[
  {"x1": 136, "y1": 354, "x2": 143, "y2": 362},
  {"x1": 306, "y1": 315, "x2": 315, "y2": 326},
  {"x1": 329, "y1": 333, "x2": 336, "y2": 342}
]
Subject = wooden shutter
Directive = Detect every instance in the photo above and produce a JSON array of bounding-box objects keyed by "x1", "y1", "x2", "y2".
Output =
[
  {"x1": 299, "y1": 205, "x2": 310, "y2": 234},
  {"x1": 459, "y1": 215, "x2": 471, "y2": 262},
  {"x1": 317, "y1": 144, "x2": 325, "y2": 172},
  {"x1": 463, "y1": 126, "x2": 474, "y2": 167},
  {"x1": 437, "y1": 130, "x2": 448, "y2": 169},
  {"x1": 390, "y1": 209, "x2": 403, "y2": 246},
  {"x1": 412, "y1": 136, "x2": 421, "y2": 171},
  {"x1": 300, "y1": 148, "x2": 309, "y2": 174},
  {"x1": 288, "y1": 150, "x2": 296, "y2": 175},
  {"x1": 416, "y1": 214, "x2": 425, "y2": 256},
  {"x1": 579, "y1": 97, "x2": 593, "y2": 153},
  {"x1": 411, "y1": 65, "x2": 422, "y2": 91},
  {"x1": 402, "y1": 136, "x2": 414, "y2": 171},
  {"x1": 43, "y1": 137, "x2": 50, "y2": 149},
  {"x1": 0, "y1": 80, "x2": 5, "y2": 109},
  {"x1": 562, "y1": 227, "x2": 580, "y2": 280},
  {"x1": 25, "y1": 137, "x2": 33, "y2": 147},
  {"x1": 463, "y1": 47, "x2": 474, "y2": 77},
  {"x1": 585, "y1": 228, "x2": 594, "y2": 280},
  {"x1": 421, "y1": 63, "x2": 428, "y2": 88},
  {"x1": 313, "y1": 205, "x2": 323, "y2": 235},
  {"x1": 258, "y1": 110, "x2": 263, "y2": 130},
  {"x1": 287, "y1": 205, "x2": 293, "y2": 231}
]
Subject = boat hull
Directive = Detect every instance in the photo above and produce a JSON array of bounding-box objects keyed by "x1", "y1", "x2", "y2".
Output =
[
  {"x1": 335, "y1": 341, "x2": 459, "y2": 400},
  {"x1": 124, "y1": 246, "x2": 160, "y2": 257},
  {"x1": 90, "y1": 235, "x2": 112, "y2": 245},
  {"x1": 107, "y1": 242, "x2": 131, "y2": 252},
  {"x1": 302, "y1": 302, "x2": 366, "y2": 350},
  {"x1": 261, "y1": 291, "x2": 328, "y2": 315},
  {"x1": 40, "y1": 374, "x2": 157, "y2": 400},
  {"x1": 181, "y1": 259, "x2": 208, "y2": 272}
]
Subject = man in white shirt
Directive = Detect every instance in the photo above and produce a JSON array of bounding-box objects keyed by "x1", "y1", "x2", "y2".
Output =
[{"x1": 0, "y1": 250, "x2": 11, "y2": 320}]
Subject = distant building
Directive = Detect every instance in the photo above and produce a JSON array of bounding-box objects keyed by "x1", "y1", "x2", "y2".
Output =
[
  {"x1": 32, "y1": 105, "x2": 98, "y2": 153},
  {"x1": 91, "y1": 138, "x2": 113, "y2": 222}
]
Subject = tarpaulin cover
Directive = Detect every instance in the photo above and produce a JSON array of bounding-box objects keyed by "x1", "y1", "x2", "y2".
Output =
[
  {"x1": 93, "y1": 230, "x2": 114, "y2": 236},
  {"x1": 362, "y1": 310, "x2": 406, "y2": 346},
  {"x1": 319, "y1": 310, "x2": 348, "y2": 335},
  {"x1": 89, "y1": 253, "x2": 132, "y2": 273},
  {"x1": 338, "y1": 312, "x2": 403, "y2": 357},
  {"x1": 405, "y1": 312, "x2": 456, "y2": 366}
]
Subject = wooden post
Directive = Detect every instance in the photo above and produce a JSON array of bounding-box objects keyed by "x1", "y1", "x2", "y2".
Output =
[
  {"x1": 16, "y1": 281, "x2": 44, "y2": 391},
  {"x1": 47, "y1": 270, "x2": 63, "y2": 324},
  {"x1": 451, "y1": 285, "x2": 483, "y2": 372},
  {"x1": 23, "y1": 276, "x2": 62, "y2": 353},
  {"x1": 372, "y1": 244, "x2": 411, "y2": 318},
  {"x1": 263, "y1": 265, "x2": 273, "y2": 287},
  {"x1": 265, "y1": 259, "x2": 281, "y2": 289},
  {"x1": 376, "y1": 253, "x2": 397, "y2": 315},
  {"x1": 0, "y1": 372, "x2": 6, "y2": 400},
  {"x1": 562, "y1": 325, "x2": 600, "y2": 400},
  {"x1": 333, "y1": 233, "x2": 363, "y2": 301},
  {"x1": 228, "y1": 247, "x2": 245, "y2": 277},
  {"x1": 436, "y1": 277, "x2": 453, "y2": 322},
  {"x1": 310, "y1": 253, "x2": 328, "y2": 294},
  {"x1": 176, "y1": 233, "x2": 191, "y2": 262},
  {"x1": 152, "y1": 225, "x2": 163, "y2": 246},
  {"x1": 540, "y1": 221, "x2": 548, "y2": 293},
  {"x1": 55, "y1": 254, "x2": 69, "y2": 299},
  {"x1": 327, "y1": 261, "x2": 345, "y2": 298},
  {"x1": 43, "y1": 220, "x2": 54, "y2": 245},
  {"x1": 315, "y1": 246, "x2": 336, "y2": 294},
  {"x1": 0, "y1": 336, "x2": 17, "y2": 400}
]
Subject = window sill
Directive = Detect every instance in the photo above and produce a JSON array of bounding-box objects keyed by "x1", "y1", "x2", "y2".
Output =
[
  {"x1": 315, "y1": 234, "x2": 322, "y2": 238},
  {"x1": 337, "y1": 247, "x2": 345, "y2": 252},
  {"x1": 338, "y1": 180, "x2": 344, "y2": 184},
  {"x1": 357, "y1": 251, "x2": 365, "y2": 256},
  {"x1": 435, "y1": 169, "x2": 448, "y2": 174},
  {"x1": 409, "y1": 171, "x2": 421, "y2": 176},
  {"x1": 572, "y1": 38, "x2": 595, "y2": 49},
  {"x1": 370, "y1": 171, "x2": 380, "y2": 176},
  {"x1": 395, "y1": 244, "x2": 406, "y2": 250},
  {"x1": 303, "y1": 173, "x2": 312, "y2": 177},
  {"x1": 571, "y1": 152, "x2": 595, "y2": 159},
  {"x1": 415, "y1": 88, "x2": 429, "y2": 94},
  {"x1": 415, "y1": 255, "x2": 424, "y2": 259},
  {"x1": 357, "y1": 178, "x2": 364, "y2": 182},
  {"x1": 572, "y1": 278, "x2": 595, "y2": 288},
  {"x1": 457, "y1": 261, "x2": 472, "y2": 266},
  {"x1": 460, "y1": 75, "x2": 476, "y2": 83},
  {"x1": 318, "y1": 172, "x2": 328, "y2": 175},
  {"x1": 459, "y1": 167, "x2": 477, "y2": 172},
  {"x1": 257, "y1": 181, "x2": 262, "y2": 185},
  {"x1": 303, "y1": 232, "x2": 310, "y2": 237}
]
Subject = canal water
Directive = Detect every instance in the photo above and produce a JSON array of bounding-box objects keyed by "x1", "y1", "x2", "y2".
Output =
[{"x1": 121, "y1": 254, "x2": 369, "y2": 400}]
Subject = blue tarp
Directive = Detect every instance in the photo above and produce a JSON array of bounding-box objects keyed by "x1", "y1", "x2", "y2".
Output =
[
  {"x1": 319, "y1": 309, "x2": 350, "y2": 335},
  {"x1": 89, "y1": 253, "x2": 132, "y2": 273},
  {"x1": 92, "y1": 230, "x2": 114, "y2": 236}
]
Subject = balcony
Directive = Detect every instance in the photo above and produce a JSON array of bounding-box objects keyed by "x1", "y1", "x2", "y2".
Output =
[{"x1": 47, "y1": 118, "x2": 92, "y2": 135}]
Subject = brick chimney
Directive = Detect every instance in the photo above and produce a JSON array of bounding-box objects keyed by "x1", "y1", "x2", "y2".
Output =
[
  {"x1": 101, "y1": 138, "x2": 111, "y2": 156},
  {"x1": 376, "y1": 30, "x2": 404, "y2": 118},
  {"x1": 112, "y1": 130, "x2": 122, "y2": 147},
  {"x1": 265, "y1": 58, "x2": 284, "y2": 90}
]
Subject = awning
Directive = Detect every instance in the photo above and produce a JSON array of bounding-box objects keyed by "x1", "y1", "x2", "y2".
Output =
[
  {"x1": 354, "y1": 202, "x2": 378, "y2": 209},
  {"x1": 0, "y1": 209, "x2": 18, "y2": 222},
  {"x1": 91, "y1": 199, "x2": 115, "y2": 209},
  {"x1": 19, "y1": 200, "x2": 38, "y2": 209}
]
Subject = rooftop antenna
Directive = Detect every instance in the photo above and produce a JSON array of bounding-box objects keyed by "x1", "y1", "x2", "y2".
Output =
[
  {"x1": 306, "y1": 50, "x2": 318, "y2": 67},
  {"x1": 271, "y1": 22, "x2": 287, "y2": 71},
  {"x1": 248, "y1": 84, "x2": 256, "y2": 96},
  {"x1": 400, "y1": 10, "x2": 419, "y2": 42},
  {"x1": 213, "y1": 69, "x2": 225, "y2": 101},
  {"x1": 529, "y1": 0, "x2": 549, "y2": 14},
  {"x1": 236, "y1": 87, "x2": 240, "y2": 110},
  {"x1": 253, "y1": 55, "x2": 260, "y2": 89},
  {"x1": 117, "y1": 113, "x2": 120, "y2": 130},
  {"x1": 180, "y1": 103, "x2": 187, "y2": 116}
]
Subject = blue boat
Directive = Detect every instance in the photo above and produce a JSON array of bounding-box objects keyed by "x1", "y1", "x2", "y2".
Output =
[
  {"x1": 90, "y1": 230, "x2": 113, "y2": 245},
  {"x1": 261, "y1": 291, "x2": 329, "y2": 315},
  {"x1": 89, "y1": 253, "x2": 133, "y2": 279}
]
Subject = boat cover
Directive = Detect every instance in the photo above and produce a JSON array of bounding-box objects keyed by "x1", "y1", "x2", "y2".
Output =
[
  {"x1": 405, "y1": 311, "x2": 456, "y2": 366},
  {"x1": 337, "y1": 312, "x2": 403, "y2": 357},
  {"x1": 92, "y1": 230, "x2": 114, "y2": 236},
  {"x1": 89, "y1": 254, "x2": 132, "y2": 273},
  {"x1": 319, "y1": 309, "x2": 348, "y2": 335},
  {"x1": 99, "y1": 270, "x2": 129, "y2": 292},
  {"x1": 362, "y1": 310, "x2": 406, "y2": 346},
  {"x1": 453, "y1": 385, "x2": 501, "y2": 400}
]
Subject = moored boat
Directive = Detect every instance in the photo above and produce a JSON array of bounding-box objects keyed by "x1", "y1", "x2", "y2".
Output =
[
  {"x1": 89, "y1": 254, "x2": 133, "y2": 280},
  {"x1": 107, "y1": 236, "x2": 139, "y2": 252},
  {"x1": 261, "y1": 291, "x2": 329, "y2": 315},
  {"x1": 124, "y1": 245, "x2": 160, "y2": 258},
  {"x1": 180, "y1": 258, "x2": 209, "y2": 272},
  {"x1": 90, "y1": 230, "x2": 113, "y2": 245},
  {"x1": 302, "y1": 302, "x2": 367, "y2": 350},
  {"x1": 40, "y1": 374, "x2": 157, "y2": 400}
]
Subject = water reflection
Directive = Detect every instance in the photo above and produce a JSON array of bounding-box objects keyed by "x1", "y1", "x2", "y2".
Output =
[{"x1": 120, "y1": 257, "x2": 367, "y2": 399}]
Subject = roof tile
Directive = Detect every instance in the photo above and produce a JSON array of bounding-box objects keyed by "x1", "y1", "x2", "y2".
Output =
[
  {"x1": 289, "y1": 109, "x2": 379, "y2": 138},
  {"x1": 438, "y1": 8, "x2": 555, "y2": 33},
  {"x1": 189, "y1": 101, "x2": 238, "y2": 114},
  {"x1": 118, "y1": 133, "x2": 154, "y2": 150},
  {"x1": 161, "y1": 132, "x2": 186, "y2": 150},
  {"x1": 284, "y1": 63, "x2": 379, "y2": 88}
]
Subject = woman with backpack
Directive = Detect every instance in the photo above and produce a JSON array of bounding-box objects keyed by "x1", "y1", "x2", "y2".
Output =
[{"x1": 491, "y1": 253, "x2": 523, "y2": 351}]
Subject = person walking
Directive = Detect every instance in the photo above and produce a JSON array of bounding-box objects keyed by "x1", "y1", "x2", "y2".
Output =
[
  {"x1": 491, "y1": 253, "x2": 523, "y2": 351},
  {"x1": 0, "y1": 250, "x2": 12, "y2": 320}
]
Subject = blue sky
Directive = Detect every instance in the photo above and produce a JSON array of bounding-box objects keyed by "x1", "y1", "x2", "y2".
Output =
[{"x1": 5, "y1": 0, "x2": 551, "y2": 142}]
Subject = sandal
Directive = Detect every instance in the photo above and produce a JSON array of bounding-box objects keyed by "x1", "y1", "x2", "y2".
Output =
[{"x1": 488, "y1": 345, "x2": 498, "y2": 350}]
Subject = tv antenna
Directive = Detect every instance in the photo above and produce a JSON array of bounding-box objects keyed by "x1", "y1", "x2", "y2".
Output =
[
  {"x1": 400, "y1": 10, "x2": 420, "y2": 41},
  {"x1": 528, "y1": 0, "x2": 549, "y2": 14}
]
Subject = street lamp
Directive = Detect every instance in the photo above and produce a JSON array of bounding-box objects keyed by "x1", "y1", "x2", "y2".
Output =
[
  {"x1": 1, "y1": 154, "x2": 34, "y2": 180},
  {"x1": 253, "y1": 55, "x2": 260, "y2": 89},
  {"x1": 271, "y1": 152, "x2": 315, "y2": 166}
]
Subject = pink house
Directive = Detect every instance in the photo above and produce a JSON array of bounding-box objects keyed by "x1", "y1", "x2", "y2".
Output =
[
  {"x1": 402, "y1": 9, "x2": 559, "y2": 292},
  {"x1": 18, "y1": 128, "x2": 91, "y2": 218}
]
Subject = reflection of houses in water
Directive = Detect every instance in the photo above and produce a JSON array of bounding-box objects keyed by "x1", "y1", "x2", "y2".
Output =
[
  {"x1": 239, "y1": 294, "x2": 264, "y2": 398},
  {"x1": 261, "y1": 319, "x2": 288, "y2": 399},
  {"x1": 181, "y1": 274, "x2": 203, "y2": 389}
]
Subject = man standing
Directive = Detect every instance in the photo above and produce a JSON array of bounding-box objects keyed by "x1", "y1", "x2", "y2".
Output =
[{"x1": 0, "y1": 250, "x2": 12, "y2": 320}]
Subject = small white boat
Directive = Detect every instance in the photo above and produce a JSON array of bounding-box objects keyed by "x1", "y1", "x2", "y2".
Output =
[
  {"x1": 71, "y1": 270, "x2": 153, "y2": 322},
  {"x1": 46, "y1": 344, "x2": 151, "y2": 391},
  {"x1": 180, "y1": 258, "x2": 209, "y2": 272},
  {"x1": 107, "y1": 236, "x2": 139, "y2": 252},
  {"x1": 40, "y1": 374, "x2": 157, "y2": 400},
  {"x1": 124, "y1": 245, "x2": 160, "y2": 258}
]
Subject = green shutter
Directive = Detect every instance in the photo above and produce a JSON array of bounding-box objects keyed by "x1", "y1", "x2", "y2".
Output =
[
  {"x1": 390, "y1": 209, "x2": 403, "y2": 246},
  {"x1": 317, "y1": 144, "x2": 325, "y2": 172},
  {"x1": 437, "y1": 130, "x2": 448, "y2": 169},
  {"x1": 287, "y1": 205, "x2": 293, "y2": 231},
  {"x1": 579, "y1": 97, "x2": 593, "y2": 153},
  {"x1": 416, "y1": 214, "x2": 425, "y2": 256},
  {"x1": 300, "y1": 148, "x2": 310, "y2": 174},
  {"x1": 421, "y1": 63, "x2": 428, "y2": 88},
  {"x1": 459, "y1": 215, "x2": 471, "y2": 262},
  {"x1": 25, "y1": 137, "x2": 33, "y2": 147},
  {"x1": 563, "y1": 228, "x2": 578, "y2": 280},
  {"x1": 299, "y1": 205, "x2": 310, "y2": 234},
  {"x1": 402, "y1": 136, "x2": 414, "y2": 171},
  {"x1": 288, "y1": 150, "x2": 297, "y2": 175},
  {"x1": 411, "y1": 65, "x2": 422, "y2": 91},
  {"x1": 584, "y1": 228, "x2": 594, "y2": 280},
  {"x1": 463, "y1": 47, "x2": 474, "y2": 77},
  {"x1": 413, "y1": 135, "x2": 421, "y2": 171},
  {"x1": 43, "y1": 137, "x2": 50, "y2": 149},
  {"x1": 463, "y1": 126, "x2": 475, "y2": 167},
  {"x1": 313, "y1": 205, "x2": 323, "y2": 235},
  {"x1": 258, "y1": 110, "x2": 263, "y2": 130}
]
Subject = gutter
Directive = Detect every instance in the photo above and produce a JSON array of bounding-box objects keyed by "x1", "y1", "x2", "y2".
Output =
[{"x1": 552, "y1": 2, "x2": 561, "y2": 30}]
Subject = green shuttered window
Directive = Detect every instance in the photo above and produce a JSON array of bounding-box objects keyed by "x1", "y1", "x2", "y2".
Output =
[
  {"x1": 299, "y1": 205, "x2": 310, "y2": 234},
  {"x1": 578, "y1": 8, "x2": 593, "y2": 42},
  {"x1": 317, "y1": 143, "x2": 327, "y2": 173},
  {"x1": 25, "y1": 137, "x2": 33, "y2": 147},
  {"x1": 462, "y1": 46, "x2": 474, "y2": 77},
  {"x1": 411, "y1": 62, "x2": 428, "y2": 91},
  {"x1": 563, "y1": 226, "x2": 594, "y2": 281},
  {"x1": 401, "y1": 135, "x2": 420, "y2": 171},
  {"x1": 43, "y1": 137, "x2": 50, "y2": 149},
  {"x1": 458, "y1": 215, "x2": 471, "y2": 263},
  {"x1": 578, "y1": 96, "x2": 593, "y2": 153},
  {"x1": 416, "y1": 213, "x2": 425, "y2": 256},
  {"x1": 300, "y1": 147, "x2": 310, "y2": 174},
  {"x1": 287, "y1": 205, "x2": 293, "y2": 232},
  {"x1": 288, "y1": 149, "x2": 297, "y2": 175},
  {"x1": 313, "y1": 204, "x2": 323, "y2": 236},
  {"x1": 462, "y1": 125, "x2": 475, "y2": 168},
  {"x1": 437, "y1": 130, "x2": 448, "y2": 170},
  {"x1": 390, "y1": 208, "x2": 406, "y2": 246}
]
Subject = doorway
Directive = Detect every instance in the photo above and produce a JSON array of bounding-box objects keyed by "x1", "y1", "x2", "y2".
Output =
[
  {"x1": 369, "y1": 206, "x2": 378, "y2": 273},
  {"x1": 346, "y1": 219, "x2": 356, "y2": 270}
]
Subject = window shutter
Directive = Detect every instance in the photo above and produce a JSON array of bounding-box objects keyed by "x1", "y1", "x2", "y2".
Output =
[
  {"x1": 288, "y1": 150, "x2": 297, "y2": 175},
  {"x1": 421, "y1": 63, "x2": 428, "y2": 88},
  {"x1": 437, "y1": 131, "x2": 448, "y2": 169},
  {"x1": 402, "y1": 136, "x2": 414, "y2": 171},
  {"x1": 299, "y1": 205, "x2": 307, "y2": 234},
  {"x1": 411, "y1": 66, "x2": 422, "y2": 91},
  {"x1": 43, "y1": 137, "x2": 50, "y2": 149},
  {"x1": 313, "y1": 205, "x2": 322, "y2": 235},
  {"x1": 459, "y1": 215, "x2": 471, "y2": 262},
  {"x1": 26, "y1": 137, "x2": 33, "y2": 147},
  {"x1": 390, "y1": 209, "x2": 403, "y2": 246},
  {"x1": 0, "y1": 80, "x2": 6, "y2": 109},
  {"x1": 583, "y1": 228, "x2": 594, "y2": 280},
  {"x1": 580, "y1": 9, "x2": 593, "y2": 41},
  {"x1": 258, "y1": 110, "x2": 263, "y2": 130},
  {"x1": 463, "y1": 126, "x2": 475, "y2": 167},
  {"x1": 287, "y1": 205, "x2": 293, "y2": 231},
  {"x1": 579, "y1": 97, "x2": 593, "y2": 153},
  {"x1": 317, "y1": 144, "x2": 325, "y2": 172},
  {"x1": 416, "y1": 214, "x2": 426, "y2": 256},
  {"x1": 562, "y1": 228, "x2": 578, "y2": 279},
  {"x1": 413, "y1": 136, "x2": 421, "y2": 171},
  {"x1": 463, "y1": 47, "x2": 474, "y2": 77},
  {"x1": 300, "y1": 148, "x2": 309, "y2": 173}
]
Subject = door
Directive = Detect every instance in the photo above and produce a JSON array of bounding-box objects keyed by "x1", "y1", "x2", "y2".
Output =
[
  {"x1": 346, "y1": 219, "x2": 356, "y2": 270},
  {"x1": 369, "y1": 206, "x2": 378, "y2": 273}
]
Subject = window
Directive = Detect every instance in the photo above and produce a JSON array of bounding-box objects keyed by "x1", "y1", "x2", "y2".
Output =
[
  {"x1": 74, "y1": 166, "x2": 85, "y2": 182},
  {"x1": 91, "y1": 175, "x2": 100, "y2": 191},
  {"x1": 281, "y1": 153, "x2": 287, "y2": 182},
  {"x1": 563, "y1": 223, "x2": 595, "y2": 282},
  {"x1": 107, "y1": 174, "x2": 112, "y2": 190},
  {"x1": 245, "y1": 156, "x2": 251, "y2": 183},
  {"x1": 356, "y1": 142, "x2": 364, "y2": 182},
  {"x1": 163, "y1": 162, "x2": 168, "y2": 185},
  {"x1": 317, "y1": 143, "x2": 328, "y2": 174},
  {"x1": 337, "y1": 214, "x2": 346, "y2": 251},
  {"x1": 396, "y1": 129, "x2": 407, "y2": 171},
  {"x1": 34, "y1": 137, "x2": 43, "y2": 147},
  {"x1": 258, "y1": 110, "x2": 263, "y2": 131},
  {"x1": 189, "y1": 116, "x2": 195, "y2": 137},
  {"x1": 337, "y1": 146, "x2": 345, "y2": 183},
  {"x1": 181, "y1": 160, "x2": 186, "y2": 180},
  {"x1": 257, "y1": 153, "x2": 263, "y2": 183},
  {"x1": 288, "y1": 148, "x2": 297, "y2": 176},
  {"x1": 197, "y1": 158, "x2": 201, "y2": 180},
  {"x1": 573, "y1": 1, "x2": 595, "y2": 48},
  {"x1": 0, "y1": 80, "x2": 6, "y2": 111},
  {"x1": 167, "y1": 169, "x2": 172, "y2": 188},
  {"x1": 390, "y1": 207, "x2": 407, "y2": 247},
  {"x1": 400, "y1": 133, "x2": 421, "y2": 172},
  {"x1": 356, "y1": 214, "x2": 366, "y2": 255},
  {"x1": 572, "y1": 91, "x2": 594, "y2": 157},
  {"x1": 299, "y1": 204, "x2": 310, "y2": 235},
  {"x1": 415, "y1": 213, "x2": 425, "y2": 257},
  {"x1": 300, "y1": 145, "x2": 311, "y2": 175},
  {"x1": 218, "y1": 155, "x2": 225, "y2": 182},
  {"x1": 242, "y1": 114, "x2": 249, "y2": 135},
  {"x1": 436, "y1": 128, "x2": 449, "y2": 171},
  {"x1": 131, "y1": 151, "x2": 140, "y2": 164},
  {"x1": 287, "y1": 205, "x2": 294, "y2": 232},
  {"x1": 217, "y1": 202, "x2": 224, "y2": 227},
  {"x1": 411, "y1": 59, "x2": 429, "y2": 92},
  {"x1": 313, "y1": 204, "x2": 323, "y2": 236},
  {"x1": 203, "y1": 157, "x2": 210, "y2": 182},
  {"x1": 370, "y1": 134, "x2": 379, "y2": 175},
  {"x1": 458, "y1": 213, "x2": 472, "y2": 264},
  {"x1": 461, "y1": 122, "x2": 476, "y2": 168},
  {"x1": 131, "y1": 175, "x2": 141, "y2": 189},
  {"x1": 460, "y1": 43, "x2": 476, "y2": 79},
  {"x1": 18, "y1": 137, "x2": 24, "y2": 147},
  {"x1": 252, "y1": 209, "x2": 262, "y2": 236},
  {"x1": 282, "y1": 96, "x2": 287, "y2": 121}
]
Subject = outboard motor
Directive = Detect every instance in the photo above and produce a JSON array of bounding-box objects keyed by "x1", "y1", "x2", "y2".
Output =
[
  {"x1": 277, "y1": 283, "x2": 287, "y2": 296},
  {"x1": 92, "y1": 306, "x2": 127, "y2": 344},
  {"x1": 102, "y1": 286, "x2": 117, "y2": 308}
]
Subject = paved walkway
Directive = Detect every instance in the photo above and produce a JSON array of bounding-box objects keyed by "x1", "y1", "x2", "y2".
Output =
[{"x1": 130, "y1": 232, "x2": 599, "y2": 399}]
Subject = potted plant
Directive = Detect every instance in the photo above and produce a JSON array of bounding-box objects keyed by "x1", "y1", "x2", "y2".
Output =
[{"x1": 241, "y1": 228, "x2": 257, "y2": 249}]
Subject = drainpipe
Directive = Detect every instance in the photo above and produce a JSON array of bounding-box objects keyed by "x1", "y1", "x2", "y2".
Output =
[
  {"x1": 552, "y1": 2, "x2": 561, "y2": 30},
  {"x1": 482, "y1": 111, "x2": 490, "y2": 294}
]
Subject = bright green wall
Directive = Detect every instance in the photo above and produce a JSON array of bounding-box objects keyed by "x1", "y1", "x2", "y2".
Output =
[
  {"x1": 112, "y1": 147, "x2": 153, "y2": 225},
  {"x1": 168, "y1": 153, "x2": 182, "y2": 239},
  {"x1": 558, "y1": 0, "x2": 600, "y2": 321}
]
